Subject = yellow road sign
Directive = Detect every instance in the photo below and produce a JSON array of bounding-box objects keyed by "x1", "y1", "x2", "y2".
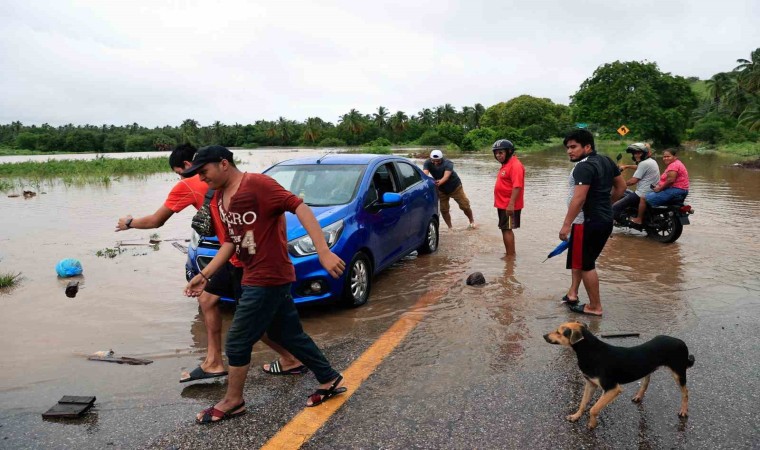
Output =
[{"x1": 617, "y1": 125, "x2": 630, "y2": 136}]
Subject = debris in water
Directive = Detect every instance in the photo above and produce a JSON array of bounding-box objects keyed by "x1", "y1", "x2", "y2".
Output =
[
  {"x1": 466, "y1": 272, "x2": 486, "y2": 286},
  {"x1": 65, "y1": 281, "x2": 79, "y2": 298},
  {"x1": 172, "y1": 241, "x2": 188, "y2": 254},
  {"x1": 23, "y1": 190, "x2": 37, "y2": 198},
  {"x1": 56, "y1": 258, "x2": 83, "y2": 277},
  {"x1": 42, "y1": 396, "x2": 96, "y2": 419},
  {"x1": 88, "y1": 349, "x2": 153, "y2": 365}
]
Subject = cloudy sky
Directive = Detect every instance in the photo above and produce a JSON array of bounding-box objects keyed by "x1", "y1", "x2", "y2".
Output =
[{"x1": 1, "y1": 0, "x2": 757, "y2": 127}]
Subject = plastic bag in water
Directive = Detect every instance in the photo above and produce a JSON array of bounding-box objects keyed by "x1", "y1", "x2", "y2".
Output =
[{"x1": 56, "y1": 258, "x2": 83, "y2": 277}]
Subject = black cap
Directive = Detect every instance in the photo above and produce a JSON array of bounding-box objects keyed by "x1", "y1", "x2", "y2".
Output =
[{"x1": 182, "y1": 145, "x2": 234, "y2": 176}]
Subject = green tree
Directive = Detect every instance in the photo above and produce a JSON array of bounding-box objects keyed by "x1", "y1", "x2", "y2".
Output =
[
  {"x1": 180, "y1": 119, "x2": 200, "y2": 144},
  {"x1": 570, "y1": 61, "x2": 698, "y2": 146}
]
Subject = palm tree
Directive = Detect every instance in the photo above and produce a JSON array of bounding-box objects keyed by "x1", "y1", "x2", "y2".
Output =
[
  {"x1": 339, "y1": 109, "x2": 366, "y2": 136},
  {"x1": 473, "y1": 103, "x2": 486, "y2": 129},
  {"x1": 276, "y1": 117, "x2": 293, "y2": 145},
  {"x1": 417, "y1": 108, "x2": 434, "y2": 126},
  {"x1": 302, "y1": 117, "x2": 324, "y2": 144},
  {"x1": 739, "y1": 102, "x2": 760, "y2": 131},
  {"x1": 442, "y1": 103, "x2": 457, "y2": 123},
  {"x1": 705, "y1": 72, "x2": 735, "y2": 105},
  {"x1": 373, "y1": 106, "x2": 389, "y2": 129},
  {"x1": 461, "y1": 106, "x2": 474, "y2": 129},
  {"x1": 389, "y1": 111, "x2": 409, "y2": 134},
  {"x1": 180, "y1": 119, "x2": 199, "y2": 143},
  {"x1": 734, "y1": 48, "x2": 760, "y2": 92},
  {"x1": 434, "y1": 106, "x2": 445, "y2": 125}
]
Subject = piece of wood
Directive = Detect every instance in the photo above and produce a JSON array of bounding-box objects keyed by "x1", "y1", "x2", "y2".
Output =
[
  {"x1": 87, "y1": 355, "x2": 153, "y2": 365},
  {"x1": 58, "y1": 396, "x2": 96, "y2": 405},
  {"x1": 42, "y1": 396, "x2": 96, "y2": 419}
]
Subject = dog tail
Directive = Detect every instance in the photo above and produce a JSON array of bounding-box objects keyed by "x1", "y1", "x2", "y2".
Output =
[{"x1": 687, "y1": 354, "x2": 695, "y2": 368}]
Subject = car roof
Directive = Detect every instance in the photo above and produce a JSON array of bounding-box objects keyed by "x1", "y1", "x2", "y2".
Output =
[{"x1": 269, "y1": 153, "x2": 406, "y2": 166}]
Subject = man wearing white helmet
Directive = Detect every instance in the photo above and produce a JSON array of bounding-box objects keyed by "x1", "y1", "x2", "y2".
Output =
[{"x1": 422, "y1": 149, "x2": 476, "y2": 230}]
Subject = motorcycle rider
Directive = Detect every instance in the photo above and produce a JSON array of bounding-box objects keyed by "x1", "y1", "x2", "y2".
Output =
[{"x1": 613, "y1": 143, "x2": 660, "y2": 226}]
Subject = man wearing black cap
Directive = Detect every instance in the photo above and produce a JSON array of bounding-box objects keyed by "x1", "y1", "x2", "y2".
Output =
[{"x1": 182, "y1": 146, "x2": 347, "y2": 423}]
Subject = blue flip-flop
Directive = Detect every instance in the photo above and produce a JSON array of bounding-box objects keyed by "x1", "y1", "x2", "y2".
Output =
[{"x1": 180, "y1": 366, "x2": 228, "y2": 383}]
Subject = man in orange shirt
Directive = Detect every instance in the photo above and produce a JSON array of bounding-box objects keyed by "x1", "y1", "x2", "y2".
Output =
[
  {"x1": 492, "y1": 139, "x2": 525, "y2": 257},
  {"x1": 115, "y1": 144, "x2": 304, "y2": 382}
]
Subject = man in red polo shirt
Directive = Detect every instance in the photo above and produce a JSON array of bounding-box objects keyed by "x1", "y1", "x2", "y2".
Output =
[{"x1": 492, "y1": 139, "x2": 525, "y2": 257}]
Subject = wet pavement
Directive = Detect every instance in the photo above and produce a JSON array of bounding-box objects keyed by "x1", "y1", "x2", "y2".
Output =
[{"x1": 1, "y1": 148, "x2": 759, "y2": 449}]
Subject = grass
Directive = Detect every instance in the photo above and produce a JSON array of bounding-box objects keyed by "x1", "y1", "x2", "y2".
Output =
[
  {"x1": 0, "y1": 155, "x2": 169, "y2": 191},
  {"x1": 690, "y1": 80, "x2": 710, "y2": 101},
  {"x1": 714, "y1": 141, "x2": 760, "y2": 158},
  {"x1": 0, "y1": 272, "x2": 22, "y2": 288},
  {"x1": 0, "y1": 155, "x2": 169, "y2": 178}
]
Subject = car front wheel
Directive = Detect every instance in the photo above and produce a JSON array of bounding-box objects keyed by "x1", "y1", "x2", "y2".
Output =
[{"x1": 340, "y1": 251, "x2": 372, "y2": 307}]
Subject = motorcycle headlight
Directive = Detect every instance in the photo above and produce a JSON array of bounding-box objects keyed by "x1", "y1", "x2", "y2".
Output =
[
  {"x1": 288, "y1": 219, "x2": 344, "y2": 256},
  {"x1": 190, "y1": 230, "x2": 200, "y2": 249}
]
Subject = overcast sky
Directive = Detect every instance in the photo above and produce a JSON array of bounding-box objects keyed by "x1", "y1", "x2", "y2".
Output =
[{"x1": 1, "y1": 0, "x2": 758, "y2": 127}]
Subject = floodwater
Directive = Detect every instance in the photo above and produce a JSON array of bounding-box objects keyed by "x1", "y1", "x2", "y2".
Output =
[{"x1": 1, "y1": 147, "x2": 759, "y2": 448}]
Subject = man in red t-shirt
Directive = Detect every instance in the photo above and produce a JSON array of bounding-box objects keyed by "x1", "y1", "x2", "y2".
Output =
[
  {"x1": 183, "y1": 146, "x2": 347, "y2": 424},
  {"x1": 492, "y1": 139, "x2": 525, "y2": 257},
  {"x1": 115, "y1": 144, "x2": 304, "y2": 384}
]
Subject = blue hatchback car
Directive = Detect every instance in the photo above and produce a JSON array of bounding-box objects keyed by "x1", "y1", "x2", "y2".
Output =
[{"x1": 185, "y1": 154, "x2": 439, "y2": 307}]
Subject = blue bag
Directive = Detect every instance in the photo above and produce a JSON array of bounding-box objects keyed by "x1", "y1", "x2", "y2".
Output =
[{"x1": 56, "y1": 258, "x2": 83, "y2": 277}]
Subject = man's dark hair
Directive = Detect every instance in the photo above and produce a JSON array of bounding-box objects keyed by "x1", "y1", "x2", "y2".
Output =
[
  {"x1": 168, "y1": 143, "x2": 197, "y2": 169},
  {"x1": 563, "y1": 129, "x2": 595, "y2": 151}
]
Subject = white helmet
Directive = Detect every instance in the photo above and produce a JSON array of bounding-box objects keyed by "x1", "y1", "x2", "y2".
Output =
[{"x1": 430, "y1": 149, "x2": 443, "y2": 160}]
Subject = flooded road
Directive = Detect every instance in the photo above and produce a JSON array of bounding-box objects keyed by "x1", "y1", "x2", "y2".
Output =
[{"x1": 1, "y1": 147, "x2": 759, "y2": 449}]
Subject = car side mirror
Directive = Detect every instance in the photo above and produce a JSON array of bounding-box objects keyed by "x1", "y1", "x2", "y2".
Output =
[{"x1": 376, "y1": 192, "x2": 402, "y2": 208}]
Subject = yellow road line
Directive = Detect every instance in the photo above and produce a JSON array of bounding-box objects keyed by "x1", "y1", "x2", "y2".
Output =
[{"x1": 262, "y1": 288, "x2": 445, "y2": 449}]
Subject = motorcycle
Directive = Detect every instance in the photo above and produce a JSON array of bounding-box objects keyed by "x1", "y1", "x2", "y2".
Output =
[{"x1": 614, "y1": 190, "x2": 694, "y2": 243}]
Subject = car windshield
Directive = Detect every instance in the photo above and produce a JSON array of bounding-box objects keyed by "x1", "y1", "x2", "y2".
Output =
[{"x1": 266, "y1": 164, "x2": 365, "y2": 206}]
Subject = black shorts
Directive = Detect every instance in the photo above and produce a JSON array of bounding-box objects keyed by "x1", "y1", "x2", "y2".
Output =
[
  {"x1": 497, "y1": 209, "x2": 521, "y2": 230},
  {"x1": 204, "y1": 262, "x2": 244, "y2": 300},
  {"x1": 566, "y1": 220, "x2": 613, "y2": 271}
]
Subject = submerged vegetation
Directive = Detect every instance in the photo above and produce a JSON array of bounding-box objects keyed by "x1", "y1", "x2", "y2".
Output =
[{"x1": 0, "y1": 272, "x2": 22, "y2": 289}]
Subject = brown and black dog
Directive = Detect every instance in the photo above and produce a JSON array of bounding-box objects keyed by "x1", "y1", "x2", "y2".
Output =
[{"x1": 544, "y1": 321, "x2": 695, "y2": 429}]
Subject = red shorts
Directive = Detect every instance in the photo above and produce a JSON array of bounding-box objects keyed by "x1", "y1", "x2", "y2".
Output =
[{"x1": 566, "y1": 221, "x2": 613, "y2": 271}]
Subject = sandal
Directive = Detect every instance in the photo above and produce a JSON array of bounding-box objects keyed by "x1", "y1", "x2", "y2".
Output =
[
  {"x1": 196, "y1": 401, "x2": 246, "y2": 424},
  {"x1": 561, "y1": 295, "x2": 580, "y2": 305},
  {"x1": 307, "y1": 375, "x2": 347, "y2": 407},
  {"x1": 568, "y1": 303, "x2": 603, "y2": 317},
  {"x1": 262, "y1": 359, "x2": 309, "y2": 376}
]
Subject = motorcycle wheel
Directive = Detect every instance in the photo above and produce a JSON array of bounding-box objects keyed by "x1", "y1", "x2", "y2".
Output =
[{"x1": 646, "y1": 211, "x2": 683, "y2": 243}]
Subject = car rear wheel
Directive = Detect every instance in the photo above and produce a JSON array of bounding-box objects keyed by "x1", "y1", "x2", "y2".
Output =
[
  {"x1": 417, "y1": 218, "x2": 439, "y2": 254},
  {"x1": 340, "y1": 251, "x2": 372, "y2": 307}
]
